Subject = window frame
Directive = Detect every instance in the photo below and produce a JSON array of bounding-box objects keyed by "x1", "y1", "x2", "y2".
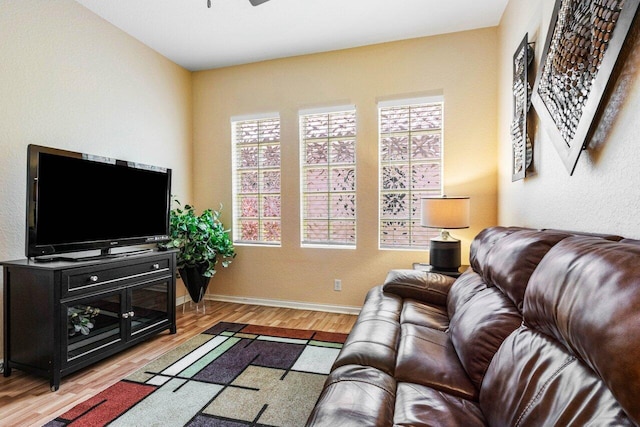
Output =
[
  {"x1": 378, "y1": 96, "x2": 444, "y2": 251},
  {"x1": 231, "y1": 112, "x2": 282, "y2": 247},
  {"x1": 299, "y1": 105, "x2": 357, "y2": 249}
]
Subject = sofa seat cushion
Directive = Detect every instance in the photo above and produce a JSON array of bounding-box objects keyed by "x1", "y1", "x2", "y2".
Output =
[
  {"x1": 395, "y1": 323, "x2": 477, "y2": 400},
  {"x1": 400, "y1": 299, "x2": 449, "y2": 331},
  {"x1": 305, "y1": 365, "x2": 396, "y2": 427},
  {"x1": 394, "y1": 382, "x2": 487, "y2": 426},
  {"x1": 332, "y1": 317, "x2": 400, "y2": 376},
  {"x1": 480, "y1": 327, "x2": 635, "y2": 426}
]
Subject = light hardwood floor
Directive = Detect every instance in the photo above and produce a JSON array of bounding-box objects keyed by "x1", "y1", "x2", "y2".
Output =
[{"x1": 0, "y1": 300, "x2": 358, "y2": 427}]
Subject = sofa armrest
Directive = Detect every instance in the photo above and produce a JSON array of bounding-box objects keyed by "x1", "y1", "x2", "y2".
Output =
[{"x1": 382, "y1": 269, "x2": 455, "y2": 306}]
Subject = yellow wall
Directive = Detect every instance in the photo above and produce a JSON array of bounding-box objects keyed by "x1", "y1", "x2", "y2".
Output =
[{"x1": 192, "y1": 28, "x2": 499, "y2": 307}]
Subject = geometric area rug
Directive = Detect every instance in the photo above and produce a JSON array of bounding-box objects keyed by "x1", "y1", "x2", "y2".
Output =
[{"x1": 44, "y1": 322, "x2": 348, "y2": 427}]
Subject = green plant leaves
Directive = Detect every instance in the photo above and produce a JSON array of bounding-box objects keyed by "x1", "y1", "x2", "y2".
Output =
[{"x1": 162, "y1": 198, "x2": 236, "y2": 278}]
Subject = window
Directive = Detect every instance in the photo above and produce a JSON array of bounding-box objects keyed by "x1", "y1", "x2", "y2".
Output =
[
  {"x1": 300, "y1": 106, "x2": 357, "y2": 247},
  {"x1": 232, "y1": 114, "x2": 281, "y2": 245},
  {"x1": 379, "y1": 97, "x2": 443, "y2": 249}
]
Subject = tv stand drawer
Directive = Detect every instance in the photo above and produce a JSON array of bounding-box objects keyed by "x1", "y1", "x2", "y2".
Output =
[{"x1": 63, "y1": 257, "x2": 171, "y2": 296}]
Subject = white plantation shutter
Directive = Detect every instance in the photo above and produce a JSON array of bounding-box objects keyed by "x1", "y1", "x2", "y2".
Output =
[
  {"x1": 300, "y1": 106, "x2": 357, "y2": 247},
  {"x1": 232, "y1": 114, "x2": 281, "y2": 245},
  {"x1": 378, "y1": 97, "x2": 444, "y2": 249}
]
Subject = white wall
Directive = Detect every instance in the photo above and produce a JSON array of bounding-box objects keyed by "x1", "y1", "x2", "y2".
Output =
[
  {"x1": 498, "y1": 0, "x2": 640, "y2": 238},
  {"x1": 0, "y1": 0, "x2": 192, "y2": 359}
]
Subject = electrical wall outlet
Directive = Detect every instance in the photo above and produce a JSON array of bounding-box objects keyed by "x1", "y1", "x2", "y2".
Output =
[{"x1": 334, "y1": 279, "x2": 342, "y2": 291}]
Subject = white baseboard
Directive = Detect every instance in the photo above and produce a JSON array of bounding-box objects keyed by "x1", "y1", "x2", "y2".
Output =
[
  {"x1": 176, "y1": 294, "x2": 191, "y2": 306},
  {"x1": 176, "y1": 293, "x2": 361, "y2": 316}
]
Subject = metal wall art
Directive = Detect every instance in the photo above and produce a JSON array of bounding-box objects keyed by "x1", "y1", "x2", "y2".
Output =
[
  {"x1": 531, "y1": 0, "x2": 640, "y2": 175},
  {"x1": 511, "y1": 34, "x2": 535, "y2": 181}
]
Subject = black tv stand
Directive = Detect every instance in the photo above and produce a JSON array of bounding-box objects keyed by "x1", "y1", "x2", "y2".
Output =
[
  {"x1": 34, "y1": 248, "x2": 153, "y2": 263},
  {"x1": 2, "y1": 249, "x2": 176, "y2": 391}
]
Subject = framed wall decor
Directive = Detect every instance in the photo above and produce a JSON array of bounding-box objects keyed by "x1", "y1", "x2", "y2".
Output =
[
  {"x1": 531, "y1": 0, "x2": 640, "y2": 175},
  {"x1": 511, "y1": 34, "x2": 535, "y2": 181}
]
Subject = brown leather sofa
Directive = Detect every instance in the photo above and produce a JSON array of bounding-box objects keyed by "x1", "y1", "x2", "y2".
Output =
[{"x1": 306, "y1": 226, "x2": 640, "y2": 426}]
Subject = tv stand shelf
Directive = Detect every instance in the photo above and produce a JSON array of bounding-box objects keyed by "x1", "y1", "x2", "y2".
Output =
[{"x1": 2, "y1": 249, "x2": 176, "y2": 391}]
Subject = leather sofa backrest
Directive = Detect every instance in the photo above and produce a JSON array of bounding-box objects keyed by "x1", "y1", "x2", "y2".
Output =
[
  {"x1": 480, "y1": 229, "x2": 570, "y2": 311},
  {"x1": 620, "y1": 237, "x2": 640, "y2": 246},
  {"x1": 448, "y1": 282, "x2": 520, "y2": 390},
  {"x1": 446, "y1": 269, "x2": 487, "y2": 320},
  {"x1": 469, "y1": 226, "x2": 526, "y2": 273},
  {"x1": 447, "y1": 228, "x2": 571, "y2": 391},
  {"x1": 479, "y1": 236, "x2": 640, "y2": 425}
]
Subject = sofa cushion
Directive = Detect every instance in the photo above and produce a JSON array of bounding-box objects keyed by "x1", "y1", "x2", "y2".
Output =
[
  {"x1": 356, "y1": 285, "x2": 403, "y2": 322},
  {"x1": 480, "y1": 327, "x2": 634, "y2": 426},
  {"x1": 401, "y1": 299, "x2": 449, "y2": 331},
  {"x1": 542, "y1": 228, "x2": 623, "y2": 241},
  {"x1": 332, "y1": 286, "x2": 401, "y2": 376},
  {"x1": 383, "y1": 269, "x2": 455, "y2": 306},
  {"x1": 306, "y1": 365, "x2": 396, "y2": 426},
  {"x1": 394, "y1": 383, "x2": 486, "y2": 426},
  {"x1": 448, "y1": 286, "x2": 521, "y2": 390},
  {"x1": 481, "y1": 230, "x2": 570, "y2": 310},
  {"x1": 332, "y1": 317, "x2": 400, "y2": 376},
  {"x1": 446, "y1": 268, "x2": 488, "y2": 320},
  {"x1": 619, "y1": 237, "x2": 640, "y2": 245},
  {"x1": 395, "y1": 323, "x2": 477, "y2": 401},
  {"x1": 469, "y1": 226, "x2": 527, "y2": 273},
  {"x1": 522, "y1": 236, "x2": 640, "y2": 424}
]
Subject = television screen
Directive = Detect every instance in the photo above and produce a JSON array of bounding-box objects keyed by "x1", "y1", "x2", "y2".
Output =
[{"x1": 26, "y1": 144, "x2": 171, "y2": 259}]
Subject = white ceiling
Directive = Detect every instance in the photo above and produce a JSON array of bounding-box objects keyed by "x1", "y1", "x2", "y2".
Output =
[{"x1": 74, "y1": 0, "x2": 509, "y2": 71}]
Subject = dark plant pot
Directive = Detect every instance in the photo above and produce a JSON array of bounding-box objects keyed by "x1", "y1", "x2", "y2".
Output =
[{"x1": 179, "y1": 265, "x2": 211, "y2": 303}]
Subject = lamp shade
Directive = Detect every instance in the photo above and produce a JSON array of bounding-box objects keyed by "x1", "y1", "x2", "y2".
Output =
[{"x1": 421, "y1": 197, "x2": 470, "y2": 229}]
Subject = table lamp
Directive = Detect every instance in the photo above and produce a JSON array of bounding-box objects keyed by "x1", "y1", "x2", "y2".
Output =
[{"x1": 421, "y1": 196, "x2": 470, "y2": 273}]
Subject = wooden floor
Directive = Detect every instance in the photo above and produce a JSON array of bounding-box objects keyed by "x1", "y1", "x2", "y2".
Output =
[{"x1": 0, "y1": 300, "x2": 357, "y2": 427}]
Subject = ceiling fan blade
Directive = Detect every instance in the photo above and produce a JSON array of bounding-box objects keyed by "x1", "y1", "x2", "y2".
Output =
[{"x1": 207, "y1": 0, "x2": 269, "y2": 7}]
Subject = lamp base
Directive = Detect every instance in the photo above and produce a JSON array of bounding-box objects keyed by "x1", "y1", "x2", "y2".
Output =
[{"x1": 429, "y1": 238, "x2": 461, "y2": 272}]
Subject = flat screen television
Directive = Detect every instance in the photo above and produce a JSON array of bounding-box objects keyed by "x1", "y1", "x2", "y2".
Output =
[{"x1": 26, "y1": 144, "x2": 172, "y2": 261}]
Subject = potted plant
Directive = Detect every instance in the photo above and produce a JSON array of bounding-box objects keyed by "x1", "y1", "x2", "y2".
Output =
[
  {"x1": 162, "y1": 199, "x2": 236, "y2": 303},
  {"x1": 68, "y1": 306, "x2": 101, "y2": 337}
]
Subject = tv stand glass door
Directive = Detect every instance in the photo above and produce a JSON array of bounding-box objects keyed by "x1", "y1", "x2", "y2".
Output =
[{"x1": 65, "y1": 291, "x2": 124, "y2": 363}]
